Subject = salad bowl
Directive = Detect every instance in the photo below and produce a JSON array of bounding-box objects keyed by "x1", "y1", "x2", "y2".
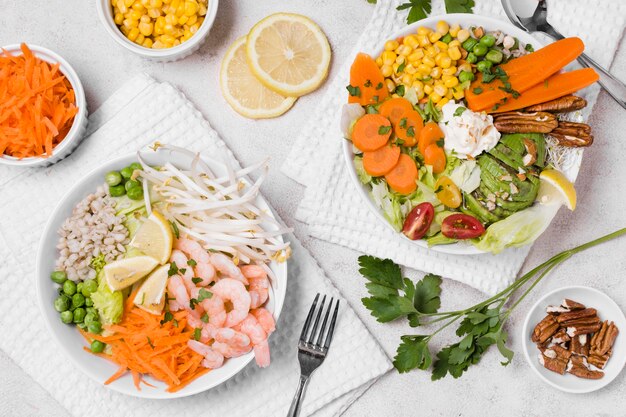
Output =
[
  {"x1": 36, "y1": 146, "x2": 288, "y2": 398},
  {"x1": 342, "y1": 13, "x2": 583, "y2": 255}
]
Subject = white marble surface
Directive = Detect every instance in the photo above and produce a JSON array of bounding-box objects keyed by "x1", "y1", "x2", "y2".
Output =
[{"x1": 1, "y1": 0, "x2": 626, "y2": 416}]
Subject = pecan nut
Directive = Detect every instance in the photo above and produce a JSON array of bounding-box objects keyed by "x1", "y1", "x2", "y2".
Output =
[
  {"x1": 563, "y1": 299, "x2": 586, "y2": 310},
  {"x1": 590, "y1": 321, "x2": 619, "y2": 356},
  {"x1": 561, "y1": 316, "x2": 601, "y2": 327},
  {"x1": 567, "y1": 356, "x2": 604, "y2": 379},
  {"x1": 526, "y1": 95, "x2": 587, "y2": 113},
  {"x1": 493, "y1": 111, "x2": 558, "y2": 133},
  {"x1": 570, "y1": 334, "x2": 590, "y2": 357},
  {"x1": 551, "y1": 328, "x2": 571, "y2": 344},
  {"x1": 588, "y1": 350, "x2": 611, "y2": 369},
  {"x1": 567, "y1": 324, "x2": 602, "y2": 337},
  {"x1": 555, "y1": 308, "x2": 597, "y2": 323},
  {"x1": 532, "y1": 314, "x2": 559, "y2": 344},
  {"x1": 550, "y1": 121, "x2": 593, "y2": 147}
]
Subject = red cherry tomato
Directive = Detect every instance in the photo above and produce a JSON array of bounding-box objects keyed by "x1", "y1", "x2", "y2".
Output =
[
  {"x1": 402, "y1": 202, "x2": 435, "y2": 240},
  {"x1": 441, "y1": 214, "x2": 486, "y2": 239}
]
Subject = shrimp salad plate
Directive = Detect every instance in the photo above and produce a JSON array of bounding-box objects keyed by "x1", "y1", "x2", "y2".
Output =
[
  {"x1": 36, "y1": 144, "x2": 290, "y2": 398},
  {"x1": 341, "y1": 14, "x2": 598, "y2": 255}
]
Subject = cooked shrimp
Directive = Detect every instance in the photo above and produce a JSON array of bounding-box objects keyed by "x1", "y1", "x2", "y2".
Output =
[
  {"x1": 211, "y1": 253, "x2": 248, "y2": 284},
  {"x1": 236, "y1": 313, "x2": 271, "y2": 367},
  {"x1": 211, "y1": 341, "x2": 252, "y2": 359},
  {"x1": 187, "y1": 340, "x2": 224, "y2": 369},
  {"x1": 251, "y1": 308, "x2": 276, "y2": 335},
  {"x1": 175, "y1": 237, "x2": 211, "y2": 264},
  {"x1": 167, "y1": 275, "x2": 189, "y2": 311},
  {"x1": 200, "y1": 294, "x2": 226, "y2": 327},
  {"x1": 253, "y1": 339, "x2": 271, "y2": 368},
  {"x1": 210, "y1": 278, "x2": 251, "y2": 327},
  {"x1": 214, "y1": 328, "x2": 251, "y2": 348},
  {"x1": 170, "y1": 250, "x2": 194, "y2": 292},
  {"x1": 193, "y1": 261, "x2": 216, "y2": 286},
  {"x1": 243, "y1": 265, "x2": 270, "y2": 309}
]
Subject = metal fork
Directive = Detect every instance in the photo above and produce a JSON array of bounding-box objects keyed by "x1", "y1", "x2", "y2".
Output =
[{"x1": 287, "y1": 294, "x2": 340, "y2": 417}]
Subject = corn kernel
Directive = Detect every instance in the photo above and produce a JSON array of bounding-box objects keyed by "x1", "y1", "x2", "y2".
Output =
[
  {"x1": 184, "y1": 0, "x2": 198, "y2": 16},
  {"x1": 139, "y1": 21, "x2": 153, "y2": 36},
  {"x1": 430, "y1": 93, "x2": 442, "y2": 103},
  {"x1": 417, "y1": 26, "x2": 431, "y2": 35},
  {"x1": 425, "y1": 46, "x2": 437, "y2": 58},
  {"x1": 401, "y1": 74, "x2": 412, "y2": 85},
  {"x1": 435, "y1": 41, "x2": 448, "y2": 51},
  {"x1": 445, "y1": 89, "x2": 454, "y2": 99},
  {"x1": 135, "y1": 33, "x2": 145, "y2": 44},
  {"x1": 381, "y1": 65, "x2": 393, "y2": 77},
  {"x1": 443, "y1": 76, "x2": 459, "y2": 88},
  {"x1": 398, "y1": 45, "x2": 412, "y2": 56},
  {"x1": 404, "y1": 64, "x2": 417, "y2": 75},
  {"x1": 434, "y1": 85, "x2": 447, "y2": 96},
  {"x1": 375, "y1": 56, "x2": 383, "y2": 67},
  {"x1": 385, "y1": 79, "x2": 396, "y2": 93},
  {"x1": 417, "y1": 63, "x2": 431, "y2": 74},
  {"x1": 428, "y1": 32, "x2": 442, "y2": 43},
  {"x1": 385, "y1": 40, "x2": 399, "y2": 51},
  {"x1": 187, "y1": 14, "x2": 197, "y2": 25},
  {"x1": 127, "y1": 27, "x2": 140, "y2": 41},
  {"x1": 458, "y1": 63, "x2": 472, "y2": 73},
  {"x1": 189, "y1": 22, "x2": 200, "y2": 34},
  {"x1": 114, "y1": 12, "x2": 124, "y2": 24},
  {"x1": 448, "y1": 46, "x2": 462, "y2": 60},
  {"x1": 403, "y1": 35, "x2": 420, "y2": 49},
  {"x1": 437, "y1": 97, "x2": 450, "y2": 107},
  {"x1": 448, "y1": 40, "x2": 461, "y2": 49},
  {"x1": 395, "y1": 55, "x2": 405, "y2": 65},
  {"x1": 422, "y1": 56, "x2": 435, "y2": 68},
  {"x1": 382, "y1": 50, "x2": 396, "y2": 66},
  {"x1": 436, "y1": 20, "x2": 450, "y2": 35},
  {"x1": 453, "y1": 89, "x2": 465, "y2": 100},
  {"x1": 457, "y1": 29, "x2": 470, "y2": 43},
  {"x1": 449, "y1": 24, "x2": 460, "y2": 37},
  {"x1": 411, "y1": 79, "x2": 424, "y2": 89},
  {"x1": 148, "y1": 7, "x2": 161, "y2": 17},
  {"x1": 132, "y1": 2, "x2": 146, "y2": 12},
  {"x1": 430, "y1": 67, "x2": 442, "y2": 79},
  {"x1": 442, "y1": 66, "x2": 457, "y2": 75},
  {"x1": 424, "y1": 84, "x2": 434, "y2": 95},
  {"x1": 440, "y1": 56, "x2": 452, "y2": 69},
  {"x1": 416, "y1": 88, "x2": 425, "y2": 100},
  {"x1": 408, "y1": 50, "x2": 424, "y2": 62},
  {"x1": 417, "y1": 35, "x2": 430, "y2": 47}
]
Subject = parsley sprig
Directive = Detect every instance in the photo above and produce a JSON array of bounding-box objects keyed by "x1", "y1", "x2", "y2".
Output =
[
  {"x1": 395, "y1": 0, "x2": 474, "y2": 24},
  {"x1": 359, "y1": 228, "x2": 626, "y2": 379}
]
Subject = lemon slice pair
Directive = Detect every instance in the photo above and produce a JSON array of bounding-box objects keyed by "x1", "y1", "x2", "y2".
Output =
[{"x1": 220, "y1": 13, "x2": 331, "y2": 119}]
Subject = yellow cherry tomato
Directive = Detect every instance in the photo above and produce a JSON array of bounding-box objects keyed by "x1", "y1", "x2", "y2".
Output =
[{"x1": 435, "y1": 176, "x2": 462, "y2": 208}]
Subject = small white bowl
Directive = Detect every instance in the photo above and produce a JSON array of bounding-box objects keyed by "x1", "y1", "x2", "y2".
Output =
[
  {"x1": 0, "y1": 44, "x2": 88, "y2": 168},
  {"x1": 96, "y1": 0, "x2": 219, "y2": 62},
  {"x1": 522, "y1": 286, "x2": 626, "y2": 393},
  {"x1": 36, "y1": 147, "x2": 288, "y2": 398}
]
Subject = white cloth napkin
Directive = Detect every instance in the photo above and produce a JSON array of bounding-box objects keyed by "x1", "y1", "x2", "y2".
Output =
[
  {"x1": 0, "y1": 74, "x2": 392, "y2": 417},
  {"x1": 281, "y1": 0, "x2": 626, "y2": 295}
]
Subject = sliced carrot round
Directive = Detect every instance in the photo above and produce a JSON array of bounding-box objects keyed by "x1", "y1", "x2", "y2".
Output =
[
  {"x1": 385, "y1": 153, "x2": 419, "y2": 194},
  {"x1": 379, "y1": 97, "x2": 414, "y2": 124},
  {"x1": 351, "y1": 113, "x2": 392, "y2": 152},
  {"x1": 423, "y1": 143, "x2": 447, "y2": 174},
  {"x1": 393, "y1": 110, "x2": 423, "y2": 147},
  {"x1": 348, "y1": 53, "x2": 389, "y2": 106},
  {"x1": 363, "y1": 144, "x2": 401, "y2": 176},
  {"x1": 418, "y1": 122, "x2": 445, "y2": 156}
]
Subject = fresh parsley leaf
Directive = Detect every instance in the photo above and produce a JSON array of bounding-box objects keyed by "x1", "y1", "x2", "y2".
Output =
[
  {"x1": 147, "y1": 337, "x2": 154, "y2": 349},
  {"x1": 160, "y1": 311, "x2": 174, "y2": 325},
  {"x1": 444, "y1": 0, "x2": 475, "y2": 13},
  {"x1": 192, "y1": 277, "x2": 203, "y2": 284},
  {"x1": 189, "y1": 298, "x2": 199, "y2": 310},
  {"x1": 193, "y1": 328, "x2": 201, "y2": 341},
  {"x1": 511, "y1": 90, "x2": 520, "y2": 99},
  {"x1": 482, "y1": 71, "x2": 497, "y2": 83},
  {"x1": 187, "y1": 259, "x2": 197, "y2": 267},
  {"x1": 201, "y1": 312, "x2": 209, "y2": 323},
  {"x1": 399, "y1": 117, "x2": 407, "y2": 129},
  {"x1": 424, "y1": 99, "x2": 442, "y2": 122},
  {"x1": 394, "y1": 335, "x2": 432, "y2": 372},
  {"x1": 413, "y1": 274, "x2": 442, "y2": 314},
  {"x1": 406, "y1": 126, "x2": 415, "y2": 137},
  {"x1": 496, "y1": 331, "x2": 514, "y2": 366},
  {"x1": 372, "y1": 95, "x2": 379, "y2": 102},
  {"x1": 395, "y1": 84, "x2": 406, "y2": 96},
  {"x1": 198, "y1": 288, "x2": 212, "y2": 302},
  {"x1": 453, "y1": 106, "x2": 467, "y2": 117},
  {"x1": 397, "y1": 61, "x2": 407, "y2": 73},
  {"x1": 168, "y1": 262, "x2": 179, "y2": 276},
  {"x1": 431, "y1": 347, "x2": 453, "y2": 380},
  {"x1": 397, "y1": 0, "x2": 432, "y2": 24},
  {"x1": 366, "y1": 0, "x2": 377, "y2": 4},
  {"x1": 472, "y1": 87, "x2": 483, "y2": 94},
  {"x1": 366, "y1": 105, "x2": 379, "y2": 114},
  {"x1": 364, "y1": 79, "x2": 372, "y2": 87},
  {"x1": 436, "y1": 138, "x2": 445, "y2": 147},
  {"x1": 172, "y1": 319, "x2": 179, "y2": 328},
  {"x1": 346, "y1": 84, "x2": 361, "y2": 97},
  {"x1": 179, "y1": 268, "x2": 187, "y2": 274},
  {"x1": 362, "y1": 295, "x2": 417, "y2": 322},
  {"x1": 525, "y1": 43, "x2": 534, "y2": 52},
  {"x1": 376, "y1": 82, "x2": 383, "y2": 90},
  {"x1": 358, "y1": 255, "x2": 403, "y2": 290},
  {"x1": 378, "y1": 125, "x2": 392, "y2": 135}
]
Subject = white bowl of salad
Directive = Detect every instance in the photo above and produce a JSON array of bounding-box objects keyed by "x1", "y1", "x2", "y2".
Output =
[
  {"x1": 341, "y1": 14, "x2": 594, "y2": 255},
  {"x1": 36, "y1": 144, "x2": 289, "y2": 398}
]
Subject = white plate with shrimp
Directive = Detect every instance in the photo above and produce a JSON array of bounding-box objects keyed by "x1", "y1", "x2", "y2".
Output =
[{"x1": 36, "y1": 145, "x2": 289, "y2": 398}]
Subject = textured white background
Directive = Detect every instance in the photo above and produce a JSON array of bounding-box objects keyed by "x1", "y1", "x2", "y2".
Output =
[{"x1": 1, "y1": 0, "x2": 625, "y2": 416}]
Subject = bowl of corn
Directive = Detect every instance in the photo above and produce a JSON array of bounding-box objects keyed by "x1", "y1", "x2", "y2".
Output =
[{"x1": 96, "y1": 0, "x2": 219, "y2": 61}]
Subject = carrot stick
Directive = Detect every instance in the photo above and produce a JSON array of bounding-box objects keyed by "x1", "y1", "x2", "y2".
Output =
[
  {"x1": 466, "y1": 37, "x2": 585, "y2": 111},
  {"x1": 488, "y1": 68, "x2": 599, "y2": 113},
  {"x1": 379, "y1": 97, "x2": 413, "y2": 124},
  {"x1": 384, "y1": 154, "x2": 419, "y2": 194},
  {"x1": 363, "y1": 145, "x2": 401, "y2": 176},
  {"x1": 393, "y1": 110, "x2": 423, "y2": 147},
  {"x1": 347, "y1": 53, "x2": 389, "y2": 106},
  {"x1": 351, "y1": 113, "x2": 392, "y2": 151}
]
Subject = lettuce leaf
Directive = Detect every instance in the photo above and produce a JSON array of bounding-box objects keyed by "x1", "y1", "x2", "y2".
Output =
[
  {"x1": 354, "y1": 156, "x2": 372, "y2": 184},
  {"x1": 91, "y1": 271, "x2": 124, "y2": 325}
]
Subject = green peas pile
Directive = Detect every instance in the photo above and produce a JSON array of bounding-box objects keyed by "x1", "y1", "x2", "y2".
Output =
[
  {"x1": 461, "y1": 33, "x2": 511, "y2": 74},
  {"x1": 51, "y1": 271, "x2": 106, "y2": 353},
  {"x1": 105, "y1": 162, "x2": 144, "y2": 200}
]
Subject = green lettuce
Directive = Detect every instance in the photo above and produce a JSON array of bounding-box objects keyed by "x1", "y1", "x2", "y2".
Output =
[
  {"x1": 354, "y1": 156, "x2": 372, "y2": 184},
  {"x1": 91, "y1": 271, "x2": 124, "y2": 325}
]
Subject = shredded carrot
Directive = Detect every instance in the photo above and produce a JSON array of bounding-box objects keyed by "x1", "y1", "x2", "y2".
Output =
[
  {"x1": 80, "y1": 303, "x2": 209, "y2": 392},
  {"x1": 0, "y1": 43, "x2": 78, "y2": 158}
]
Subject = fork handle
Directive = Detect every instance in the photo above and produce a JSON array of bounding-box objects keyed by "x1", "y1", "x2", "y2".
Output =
[{"x1": 286, "y1": 375, "x2": 310, "y2": 417}]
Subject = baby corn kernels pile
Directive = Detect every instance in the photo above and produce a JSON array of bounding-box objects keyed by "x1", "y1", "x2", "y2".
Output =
[{"x1": 111, "y1": 0, "x2": 208, "y2": 49}]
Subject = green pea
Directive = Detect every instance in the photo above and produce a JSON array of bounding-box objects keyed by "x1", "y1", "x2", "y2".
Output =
[
  {"x1": 120, "y1": 166, "x2": 134, "y2": 180},
  {"x1": 82, "y1": 279, "x2": 98, "y2": 297},
  {"x1": 479, "y1": 34, "x2": 496, "y2": 47},
  {"x1": 84, "y1": 312, "x2": 97, "y2": 326},
  {"x1": 91, "y1": 340, "x2": 105, "y2": 353},
  {"x1": 105, "y1": 171, "x2": 122, "y2": 186},
  {"x1": 50, "y1": 271, "x2": 67, "y2": 285},
  {"x1": 109, "y1": 184, "x2": 126, "y2": 197},
  {"x1": 462, "y1": 38, "x2": 478, "y2": 52},
  {"x1": 72, "y1": 293, "x2": 86, "y2": 308},
  {"x1": 86, "y1": 307, "x2": 98, "y2": 315},
  {"x1": 85, "y1": 297, "x2": 94, "y2": 307},
  {"x1": 60, "y1": 310, "x2": 73, "y2": 324},
  {"x1": 127, "y1": 186, "x2": 144, "y2": 201},
  {"x1": 73, "y1": 307, "x2": 86, "y2": 323},
  {"x1": 76, "y1": 282, "x2": 83, "y2": 294},
  {"x1": 129, "y1": 162, "x2": 142, "y2": 171},
  {"x1": 62, "y1": 280, "x2": 77, "y2": 296},
  {"x1": 441, "y1": 33, "x2": 453, "y2": 44},
  {"x1": 459, "y1": 70, "x2": 475, "y2": 83},
  {"x1": 88, "y1": 321, "x2": 102, "y2": 334},
  {"x1": 472, "y1": 43, "x2": 488, "y2": 57},
  {"x1": 125, "y1": 180, "x2": 141, "y2": 192},
  {"x1": 466, "y1": 53, "x2": 477, "y2": 64},
  {"x1": 54, "y1": 295, "x2": 70, "y2": 312},
  {"x1": 485, "y1": 49, "x2": 503, "y2": 64},
  {"x1": 477, "y1": 60, "x2": 493, "y2": 72}
]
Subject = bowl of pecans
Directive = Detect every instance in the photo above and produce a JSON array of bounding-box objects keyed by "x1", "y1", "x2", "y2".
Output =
[{"x1": 522, "y1": 286, "x2": 625, "y2": 393}]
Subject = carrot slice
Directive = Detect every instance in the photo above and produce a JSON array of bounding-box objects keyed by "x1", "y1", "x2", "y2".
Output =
[
  {"x1": 489, "y1": 68, "x2": 599, "y2": 113},
  {"x1": 379, "y1": 97, "x2": 413, "y2": 124},
  {"x1": 423, "y1": 144, "x2": 447, "y2": 174},
  {"x1": 394, "y1": 110, "x2": 423, "y2": 147},
  {"x1": 466, "y1": 37, "x2": 585, "y2": 111},
  {"x1": 385, "y1": 154, "x2": 419, "y2": 194},
  {"x1": 351, "y1": 113, "x2": 392, "y2": 151},
  {"x1": 363, "y1": 144, "x2": 401, "y2": 176},
  {"x1": 347, "y1": 53, "x2": 389, "y2": 106},
  {"x1": 418, "y1": 122, "x2": 444, "y2": 156}
]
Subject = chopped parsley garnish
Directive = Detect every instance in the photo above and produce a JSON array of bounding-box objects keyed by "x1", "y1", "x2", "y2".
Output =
[
  {"x1": 179, "y1": 268, "x2": 187, "y2": 274},
  {"x1": 194, "y1": 328, "x2": 202, "y2": 341},
  {"x1": 399, "y1": 117, "x2": 407, "y2": 128},
  {"x1": 198, "y1": 288, "x2": 213, "y2": 302},
  {"x1": 397, "y1": 61, "x2": 406, "y2": 73},
  {"x1": 453, "y1": 107, "x2": 466, "y2": 117},
  {"x1": 187, "y1": 259, "x2": 197, "y2": 267},
  {"x1": 147, "y1": 337, "x2": 154, "y2": 349},
  {"x1": 190, "y1": 298, "x2": 199, "y2": 310},
  {"x1": 364, "y1": 79, "x2": 372, "y2": 87},
  {"x1": 525, "y1": 43, "x2": 534, "y2": 52},
  {"x1": 472, "y1": 87, "x2": 483, "y2": 95},
  {"x1": 395, "y1": 84, "x2": 406, "y2": 96},
  {"x1": 192, "y1": 277, "x2": 203, "y2": 284},
  {"x1": 406, "y1": 126, "x2": 415, "y2": 137},
  {"x1": 436, "y1": 138, "x2": 445, "y2": 148},
  {"x1": 168, "y1": 262, "x2": 179, "y2": 276},
  {"x1": 372, "y1": 95, "x2": 379, "y2": 102},
  {"x1": 160, "y1": 311, "x2": 174, "y2": 325},
  {"x1": 201, "y1": 313, "x2": 209, "y2": 323},
  {"x1": 375, "y1": 82, "x2": 383, "y2": 90},
  {"x1": 379, "y1": 125, "x2": 392, "y2": 135},
  {"x1": 346, "y1": 84, "x2": 361, "y2": 97}
]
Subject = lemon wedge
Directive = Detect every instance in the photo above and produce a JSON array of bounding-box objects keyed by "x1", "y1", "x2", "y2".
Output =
[
  {"x1": 538, "y1": 169, "x2": 577, "y2": 210},
  {"x1": 104, "y1": 256, "x2": 159, "y2": 291},
  {"x1": 246, "y1": 13, "x2": 331, "y2": 97},
  {"x1": 220, "y1": 36, "x2": 296, "y2": 119},
  {"x1": 130, "y1": 210, "x2": 173, "y2": 264},
  {"x1": 133, "y1": 264, "x2": 169, "y2": 315}
]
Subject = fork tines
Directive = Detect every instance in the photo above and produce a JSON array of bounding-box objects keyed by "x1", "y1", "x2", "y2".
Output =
[{"x1": 299, "y1": 293, "x2": 340, "y2": 353}]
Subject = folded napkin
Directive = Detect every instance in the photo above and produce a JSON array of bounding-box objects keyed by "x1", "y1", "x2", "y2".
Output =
[
  {"x1": 0, "y1": 74, "x2": 392, "y2": 417},
  {"x1": 281, "y1": 0, "x2": 626, "y2": 295}
]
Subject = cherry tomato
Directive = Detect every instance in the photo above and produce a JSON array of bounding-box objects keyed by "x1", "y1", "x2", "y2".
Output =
[
  {"x1": 441, "y1": 214, "x2": 486, "y2": 239},
  {"x1": 402, "y1": 202, "x2": 435, "y2": 240},
  {"x1": 434, "y1": 176, "x2": 462, "y2": 208}
]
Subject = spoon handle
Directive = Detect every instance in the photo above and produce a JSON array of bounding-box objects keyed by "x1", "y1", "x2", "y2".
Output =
[{"x1": 576, "y1": 52, "x2": 626, "y2": 110}]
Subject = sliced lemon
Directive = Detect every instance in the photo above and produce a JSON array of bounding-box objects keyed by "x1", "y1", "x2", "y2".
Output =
[
  {"x1": 133, "y1": 264, "x2": 169, "y2": 315},
  {"x1": 246, "y1": 13, "x2": 331, "y2": 97},
  {"x1": 220, "y1": 36, "x2": 296, "y2": 119},
  {"x1": 104, "y1": 256, "x2": 159, "y2": 291},
  {"x1": 538, "y1": 169, "x2": 577, "y2": 210},
  {"x1": 129, "y1": 210, "x2": 173, "y2": 264}
]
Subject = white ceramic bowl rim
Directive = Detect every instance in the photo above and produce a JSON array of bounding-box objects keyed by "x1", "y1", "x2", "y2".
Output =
[
  {"x1": 36, "y1": 148, "x2": 288, "y2": 398},
  {"x1": 0, "y1": 44, "x2": 87, "y2": 166},
  {"x1": 96, "y1": 0, "x2": 219, "y2": 58}
]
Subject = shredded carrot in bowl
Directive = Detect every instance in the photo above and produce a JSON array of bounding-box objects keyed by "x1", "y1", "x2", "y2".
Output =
[{"x1": 0, "y1": 43, "x2": 78, "y2": 159}]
